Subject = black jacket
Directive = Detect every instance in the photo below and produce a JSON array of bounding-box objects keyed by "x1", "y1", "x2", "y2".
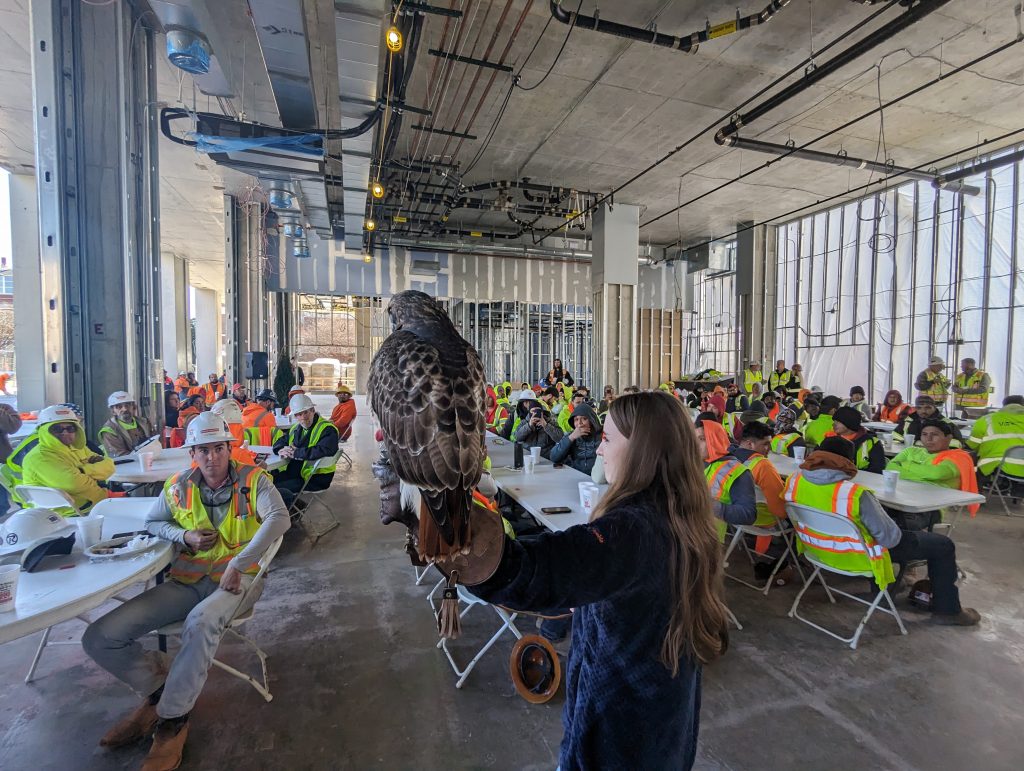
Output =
[{"x1": 273, "y1": 414, "x2": 339, "y2": 464}]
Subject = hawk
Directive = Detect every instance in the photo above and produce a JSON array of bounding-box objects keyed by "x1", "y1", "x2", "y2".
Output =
[{"x1": 369, "y1": 290, "x2": 486, "y2": 560}]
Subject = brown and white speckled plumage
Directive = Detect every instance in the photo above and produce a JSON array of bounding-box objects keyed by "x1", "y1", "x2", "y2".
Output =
[{"x1": 369, "y1": 291, "x2": 486, "y2": 557}]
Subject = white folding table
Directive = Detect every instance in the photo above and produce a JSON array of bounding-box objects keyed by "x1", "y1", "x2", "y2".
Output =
[{"x1": 110, "y1": 447, "x2": 286, "y2": 484}]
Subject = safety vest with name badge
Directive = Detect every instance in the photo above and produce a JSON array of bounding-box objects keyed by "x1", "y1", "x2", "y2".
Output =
[{"x1": 164, "y1": 463, "x2": 264, "y2": 584}]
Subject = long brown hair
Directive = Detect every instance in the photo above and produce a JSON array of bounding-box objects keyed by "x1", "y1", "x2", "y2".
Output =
[{"x1": 592, "y1": 391, "x2": 728, "y2": 671}]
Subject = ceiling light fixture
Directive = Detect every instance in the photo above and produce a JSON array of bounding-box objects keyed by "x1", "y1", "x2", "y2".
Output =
[
  {"x1": 363, "y1": 255, "x2": 373, "y2": 263},
  {"x1": 370, "y1": 180, "x2": 385, "y2": 199},
  {"x1": 385, "y1": 26, "x2": 403, "y2": 53},
  {"x1": 365, "y1": 218, "x2": 377, "y2": 231}
]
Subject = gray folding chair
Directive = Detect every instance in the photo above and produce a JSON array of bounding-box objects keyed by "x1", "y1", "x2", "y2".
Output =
[
  {"x1": 287, "y1": 450, "x2": 345, "y2": 545},
  {"x1": 153, "y1": 537, "x2": 283, "y2": 702},
  {"x1": 985, "y1": 446, "x2": 1024, "y2": 516},
  {"x1": 785, "y1": 503, "x2": 907, "y2": 650},
  {"x1": 723, "y1": 518, "x2": 805, "y2": 595}
]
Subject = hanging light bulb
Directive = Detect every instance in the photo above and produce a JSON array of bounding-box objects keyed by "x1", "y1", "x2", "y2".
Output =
[
  {"x1": 363, "y1": 254, "x2": 373, "y2": 263},
  {"x1": 365, "y1": 218, "x2": 377, "y2": 232},
  {"x1": 370, "y1": 180, "x2": 385, "y2": 199},
  {"x1": 385, "y1": 26, "x2": 403, "y2": 53}
]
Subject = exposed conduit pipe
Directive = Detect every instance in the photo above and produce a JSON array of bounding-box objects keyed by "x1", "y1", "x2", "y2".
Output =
[
  {"x1": 390, "y1": 236, "x2": 592, "y2": 262},
  {"x1": 715, "y1": 0, "x2": 952, "y2": 144},
  {"x1": 550, "y1": 0, "x2": 792, "y2": 54},
  {"x1": 719, "y1": 135, "x2": 981, "y2": 196},
  {"x1": 933, "y1": 146, "x2": 1024, "y2": 191}
]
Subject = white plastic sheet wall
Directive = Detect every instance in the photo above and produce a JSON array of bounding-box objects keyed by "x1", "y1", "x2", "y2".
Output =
[{"x1": 773, "y1": 148, "x2": 1024, "y2": 405}]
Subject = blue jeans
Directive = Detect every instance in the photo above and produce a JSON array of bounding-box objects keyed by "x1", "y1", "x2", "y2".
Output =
[{"x1": 540, "y1": 615, "x2": 571, "y2": 641}]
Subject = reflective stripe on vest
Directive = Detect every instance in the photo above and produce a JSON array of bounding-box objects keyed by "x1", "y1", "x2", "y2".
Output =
[
  {"x1": 742, "y1": 454, "x2": 778, "y2": 526},
  {"x1": 782, "y1": 472, "x2": 894, "y2": 588},
  {"x1": 244, "y1": 425, "x2": 283, "y2": 447},
  {"x1": 771, "y1": 433, "x2": 799, "y2": 454},
  {"x1": 743, "y1": 369, "x2": 761, "y2": 394},
  {"x1": 705, "y1": 458, "x2": 746, "y2": 542},
  {"x1": 923, "y1": 371, "x2": 949, "y2": 400},
  {"x1": 289, "y1": 417, "x2": 338, "y2": 481},
  {"x1": 954, "y1": 370, "x2": 989, "y2": 408},
  {"x1": 972, "y1": 412, "x2": 1024, "y2": 474},
  {"x1": 6, "y1": 433, "x2": 39, "y2": 476},
  {"x1": 768, "y1": 370, "x2": 791, "y2": 391},
  {"x1": 164, "y1": 463, "x2": 264, "y2": 584}
]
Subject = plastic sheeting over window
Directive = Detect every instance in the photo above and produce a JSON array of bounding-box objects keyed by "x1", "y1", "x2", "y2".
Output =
[
  {"x1": 695, "y1": 268, "x2": 738, "y2": 374},
  {"x1": 774, "y1": 149, "x2": 1024, "y2": 407}
]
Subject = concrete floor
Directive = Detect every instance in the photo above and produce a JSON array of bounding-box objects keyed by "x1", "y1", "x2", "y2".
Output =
[{"x1": 2, "y1": 394, "x2": 1023, "y2": 770}]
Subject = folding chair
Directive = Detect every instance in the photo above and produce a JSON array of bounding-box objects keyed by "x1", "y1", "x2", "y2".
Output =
[
  {"x1": 287, "y1": 450, "x2": 345, "y2": 546},
  {"x1": 985, "y1": 446, "x2": 1024, "y2": 516},
  {"x1": 337, "y1": 439, "x2": 353, "y2": 470},
  {"x1": 723, "y1": 519, "x2": 805, "y2": 595},
  {"x1": 427, "y1": 578, "x2": 523, "y2": 689},
  {"x1": 153, "y1": 537, "x2": 283, "y2": 702},
  {"x1": 15, "y1": 485, "x2": 84, "y2": 516},
  {"x1": 785, "y1": 503, "x2": 907, "y2": 650}
]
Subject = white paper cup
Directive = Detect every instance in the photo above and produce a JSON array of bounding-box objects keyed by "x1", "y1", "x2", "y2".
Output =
[
  {"x1": 906, "y1": 434, "x2": 917, "y2": 446},
  {"x1": 578, "y1": 480, "x2": 592, "y2": 507},
  {"x1": 0, "y1": 564, "x2": 20, "y2": 613},
  {"x1": 793, "y1": 446, "x2": 806, "y2": 461},
  {"x1": 524, "y1": 456, "x2": 536, "y2": 474},
  {"x1": 76, "y1": 514, "x2": 104, "y2": 549},
  {"x1": 140, "y1": 452, "x2": 155, "y2": 471},
  {"x1": 529, "y1": 446, "x2": 541, "y2": 462},
  {"x1": 882, "y1": 470, "x2": 899, "y2": 493},
  {"x1": 581, "y1": 483, "x2": 599, "y2": 515}
]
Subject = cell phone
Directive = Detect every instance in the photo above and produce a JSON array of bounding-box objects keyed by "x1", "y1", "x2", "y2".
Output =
[
  {"x1": 541, "y1": 506, "x2": 572, "y2": 514},
  {"x1": 113, "y1": 457, "x2": 135, "y2": 465}
]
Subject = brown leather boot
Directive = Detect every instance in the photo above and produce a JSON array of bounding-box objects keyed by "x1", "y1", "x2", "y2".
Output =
[
  {"x1": 99, "y1": 699, "x2": 158, "y2": 748},
  {"x1": 140, "y1": 720, "x2": 188, "y2": 771}
]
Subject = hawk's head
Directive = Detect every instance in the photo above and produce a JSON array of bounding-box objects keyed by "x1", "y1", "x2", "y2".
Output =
[{"x1": 387, "y1": 290, "x2": 451, "y2": 333}]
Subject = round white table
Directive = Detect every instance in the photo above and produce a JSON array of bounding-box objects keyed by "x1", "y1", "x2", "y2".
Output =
[{"x1": 0, "y1": 498, "x2": 171, "y2": 646}]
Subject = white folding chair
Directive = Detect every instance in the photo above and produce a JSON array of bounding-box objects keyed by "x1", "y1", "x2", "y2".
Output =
[
  {"x1": 15, "y1": 485, "x2": 84, "y2": 516},
  {"x1": 986, "y1": 446, "x2": 1024, "y2": 516},
  {"x1": 427, "y1": 578, "x2": 523, "y2": 689},
  {"x1": 337, "y1": 439, "x2": 353, "y2": 470},
  {"x1": 288, "y1": 450, "x2": 345, "y2": 545},
  {"x1": 785, "y1": 503, "x2": 907, "y2": 650},
  {"x1": 723, "y1": 519, "x2": 805, "y2": 595},
  {"x1": 153, "y1": 537, "x2": 283, "y2": 702}
]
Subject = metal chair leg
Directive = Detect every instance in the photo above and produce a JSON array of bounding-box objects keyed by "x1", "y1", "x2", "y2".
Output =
[{"x1": 25, "y1": 627, "x2": 51, "y2": 684}]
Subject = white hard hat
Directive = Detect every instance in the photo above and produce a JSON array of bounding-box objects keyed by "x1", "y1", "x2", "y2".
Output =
[
  {"x1": 107, "y1": 390, "x2": 134, "y2": 408},
  {"x1": 929, "y1": 355, "x2": 946, "y2": 367},
  {"x1": 210, "y1": 398, "x2": 243, "y2": 425},
  {"x1": 517, "y1": 389, "x2": 537, "y2": 402},
  {"x1": 37, "y1": 405, "x2": 81, "y2": 425},
  {"x1": 289, "y1": 393, "x2": 315, "y2": 414},
  {"x1": 0, "y1": 508, "x2": 75, "y2": 556},
  {"x1": 183, "y1": 412, "x2": 235, "y2": 447}
]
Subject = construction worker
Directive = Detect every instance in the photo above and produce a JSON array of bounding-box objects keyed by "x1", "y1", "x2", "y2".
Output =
[
  {"x1": 21, "y1": 404, "x2": 115, "y2": 515},
  {"x1": 209, "y1": 399, "x2": 258, "y2": 465},
  {"x1": 242, "y1": 388, "x2": 281, "y2": 446},
  {"x1": 785, "y1": 363, "x2": 804, "y2": 399},
  {"x1": 784, "y1": 436, "x2": 979, "y2": 626},
  {"x1": 767, "y1": 360, "x2": 791, "y2": 394},
  {"x1": 82, "y1": 412, "x2": 290, "y2": 770},
  {"x1": 915, "y1": 355, "x2": 951, "y2": 410},
  {"x1": 802, "y1": 395, "x2": 840, "y2": 448},
  {"x1": 230, "y1": 383, "x2": 249, "y2": 406},
  {"x1": 330, "y1": 384, "x2": 357, "y2": 441},
  {"x1": 893, "y1": 396, "x2": 963, "y2": 447},
  {"x1": 968, "y1": 394, "x2": 1024, "y2": 479},
  {"x1": 741, "y1": 361, "x2": 763, "y2": 395},
  {"x1": 98, "y1": 391, "x2": 157, "y2": 458},
  {"x1": 272, "y1": 393, "x2": 339, "y2": 508},
  {"x1": 282, "y1": 386, "x2": 305, "y2": 415},
  {"x1": 200, "y1": 373, "x2": 226, "y2": 405},
  {"x1": 952, "y1": 358, "x2": 992, "y2": 413}
]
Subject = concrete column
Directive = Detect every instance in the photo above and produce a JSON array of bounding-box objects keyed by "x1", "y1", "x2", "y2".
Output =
[
  {"x1": 194, "y1": 288, "x2": 221, "y2": 378},
  {"x1": 10, "y1": 174, "x2": 48, "y2": 411},
  {"x1": 160, "y1": 252, "x2": 190, "y2": 375},
  {"x1": 591, "y1": 203, "x2": 639, "y2": 391},
  {"x1": 354, "y1": 306, "x2": 373, "y2": 394},
  {"x1": 30, "y1": 0, "x2": 161, "y2": 434}
]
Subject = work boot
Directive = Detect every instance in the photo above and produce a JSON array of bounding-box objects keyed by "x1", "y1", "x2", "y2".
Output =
[
  {"x1": 931, "y1": 607, "x2": 981, "y2": 626},
  {"x1": 99, "y1": 699, "x2": 158, "y2": 748},
  {"x1": 140, "y1": 719, "x2": 188, "y2": 771}
]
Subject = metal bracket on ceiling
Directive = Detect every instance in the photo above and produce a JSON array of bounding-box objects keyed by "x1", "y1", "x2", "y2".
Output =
[{"x1": 428, "y1": 49, "x2": 513, "y2": 73}]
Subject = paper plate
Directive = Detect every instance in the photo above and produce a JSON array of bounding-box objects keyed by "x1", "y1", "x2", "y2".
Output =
[{"x1": 85, "y1": 535, "x2": 159, "y2": 561}]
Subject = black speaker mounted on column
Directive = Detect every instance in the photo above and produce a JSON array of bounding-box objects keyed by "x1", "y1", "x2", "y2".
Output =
[{"x1": 246, "y1": 351, "x2": 269, "y2": 379}]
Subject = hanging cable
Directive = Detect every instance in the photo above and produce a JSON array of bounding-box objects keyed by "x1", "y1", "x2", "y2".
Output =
[{"x1": 518, "y1": 0, "x2": 582, "y2": 91}]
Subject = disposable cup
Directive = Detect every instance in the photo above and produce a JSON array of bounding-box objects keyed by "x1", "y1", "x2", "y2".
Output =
[
  {"x1": 0, "y1": 564, "x2": 20, "y2": 613},
  {"x1": 524, "y1": 456, "x2": 536, "y2": 474},
  {"x1": 578, "y1": 481, "x2": 592, "y2": 507},
  {"x1": 140, "y1": 452, "x2": 155, "y2": 471},
  {"x1": 581, "y1": 483, "x2": 599, "y2": 515},
  {"x1": 792, "y1": 446, "x2": 806, "y2": 461},
  {"x1": 76, "y1": 514, "x2": 104, "y2": 549},
  {"x1": 529, "y1": 446, "x2": 541, "y2": 462},
  {"x1": 906, "y1": 434, "x2": 917, "y2": 446},
  {"x1": 881, "y1": 470, "x2": 899, "y2": 494}
]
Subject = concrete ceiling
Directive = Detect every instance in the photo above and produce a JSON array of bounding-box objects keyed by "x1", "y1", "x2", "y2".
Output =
[{"x1": 385, "y1": 0, "x2": 1024, "y2": 247}]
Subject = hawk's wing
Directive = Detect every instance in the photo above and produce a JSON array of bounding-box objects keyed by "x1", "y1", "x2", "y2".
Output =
[{"x1": 368, "y1": 329, "x2": 485, "y2": 493}]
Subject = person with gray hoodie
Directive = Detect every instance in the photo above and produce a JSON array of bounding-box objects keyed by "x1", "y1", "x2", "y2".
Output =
[
  {"x1": 513, "y1": 402, "x2": 564, "y2": 459},
  {"x1": 549, "y1": 403, "x2": 602, "y2": 474}
]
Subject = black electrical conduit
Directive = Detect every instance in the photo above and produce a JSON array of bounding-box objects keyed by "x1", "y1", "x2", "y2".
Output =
[
  {"x1": 714, "y1": 0, "x2": 952, "y2": 144},
  {"x1": 549, "y1": 0, "x2": 792, "y2": 54},
  {"x1": 386, "y1": 193, "x2": 582, "y2": 216},
  {"x1": 644, "y1": 34, "x2": 1023, "y2": 228},
  {"x1": 933, "y1": 147, "x2": 1024, "y2": 191},
  {"x1": 529, "y1": 0, "x2": 902, "y2": 244},
  {"x1": 718, "y1": 136, "x2": 981, "y2": 196}
]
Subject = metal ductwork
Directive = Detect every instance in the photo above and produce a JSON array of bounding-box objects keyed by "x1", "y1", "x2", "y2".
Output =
[
  {"x1": 714, "y1": 0, "x2": 953, "y2": 145},
  {"x1": 718, "y1": 134, "x2": 981, "y2": 196},
  {"x1": 150, "y1": 0, "x2": 236, "y2": 96},
  {"x1": 550, "y1": 0, "x2": 792, "y2": 54}
]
